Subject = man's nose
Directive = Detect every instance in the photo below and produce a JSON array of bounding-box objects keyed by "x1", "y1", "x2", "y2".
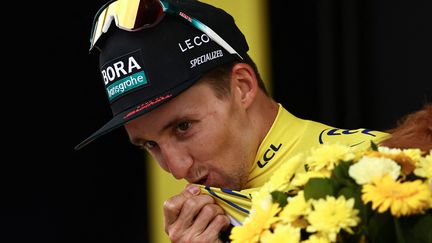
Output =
[{"x1": 160, "y1": 144, "x2": 193, "y2": 180}]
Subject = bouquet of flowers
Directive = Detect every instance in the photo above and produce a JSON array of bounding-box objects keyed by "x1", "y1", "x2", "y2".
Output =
[{"x1": 229, "y1": 143, "x2": 432, "y2": 243}]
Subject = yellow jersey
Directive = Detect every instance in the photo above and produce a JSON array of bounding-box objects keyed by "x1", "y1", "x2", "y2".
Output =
[{"x1": 200, "y1": 104, "x2": 389, "y2": 225}]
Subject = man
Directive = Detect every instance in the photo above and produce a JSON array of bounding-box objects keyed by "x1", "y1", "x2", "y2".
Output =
[{"x1": 76, "y1": 0, "x2": 389, "y2": 242}]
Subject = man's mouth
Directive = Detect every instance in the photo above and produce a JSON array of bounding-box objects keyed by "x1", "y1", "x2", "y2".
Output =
[
  {"x1": 195, "y1": 175, "x2": 209, "y2": 186},
  {"x1": 196, "y1": 175, "x2": 209, "y2": 185}
]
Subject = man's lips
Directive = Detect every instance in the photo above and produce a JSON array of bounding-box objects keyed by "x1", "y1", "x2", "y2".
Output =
[
  {"x1": 195, "y1": 175, "x2": 210, "y2": 186},
  {"x1": 190, "y1": 171, "x2": 217, "y2": 186}
]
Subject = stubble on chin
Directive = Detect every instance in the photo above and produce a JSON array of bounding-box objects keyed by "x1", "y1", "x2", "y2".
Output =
[{"x1": 220, "y1": 171, "x2": 249, "y2": 191}]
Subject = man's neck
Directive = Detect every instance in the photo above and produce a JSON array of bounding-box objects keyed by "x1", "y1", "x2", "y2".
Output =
[{"x1": 248, "y1": 93, "x2": 279, "y2": 154}]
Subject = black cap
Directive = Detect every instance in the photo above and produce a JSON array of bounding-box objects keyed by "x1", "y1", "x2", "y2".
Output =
[{"x1": 75, "y1": 0, "x2": 249, "y2": 150}]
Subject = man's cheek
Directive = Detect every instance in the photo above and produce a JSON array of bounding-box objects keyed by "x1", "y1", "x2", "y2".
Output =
[{"x1": 152, "y1": 154, "x2": 170, "y2": 172}]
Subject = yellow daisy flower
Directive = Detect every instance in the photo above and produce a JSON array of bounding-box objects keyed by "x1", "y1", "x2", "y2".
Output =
[
  {"x1": 261, "y1": 224, "x2": 301, "y2": 243},
  {"x1": 251, "y1": 185, "x2": 272, "y2": 210},
  {"x1": 302, "y1": 234, "x2": 331, "y2": 243},
  {"x1": 230, "y1": 200, "x2": 281, "y2": 243},
  {"x1": 306, "y1": 196, "x2": 360, "y2": 242},
  {"x1": 401, "y1": 148, "x2": 423, "y2": 161},
  {"x1": 268, "y1": 153, "x2": 306, "y2": 192},
  {"x1": 251, "y1": 153, "x2": 306, "y2": 207},
  {"x1": 414, "y1": 153, "x2": 432, "y2": 179},
  {"x1": 362, "y1": 174, "x2": 432, "y2": 217},
  {"x1": 306, "y1": 144, "x2": 355, "y2": 172},
  {"x1": 279, "y1": 191, "x2": 311, "y2": 224}
]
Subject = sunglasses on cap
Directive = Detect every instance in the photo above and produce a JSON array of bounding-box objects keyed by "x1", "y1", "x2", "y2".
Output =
[{"x1": 89, "y1": 0, "x2": 243, "y2": 59}]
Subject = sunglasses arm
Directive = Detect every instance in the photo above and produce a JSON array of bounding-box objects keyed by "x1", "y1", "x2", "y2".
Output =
[{"x1": 102, "y1": 14, "x2": 119, "y2": 33}]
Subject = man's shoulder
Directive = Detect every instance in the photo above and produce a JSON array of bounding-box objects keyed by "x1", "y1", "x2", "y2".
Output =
[
  {"x1": 304, "y1": 119, "x2": 390, "y2": 149},
  {"x1": 318, "y1": 127, "x2": 388, "y2": 145}
]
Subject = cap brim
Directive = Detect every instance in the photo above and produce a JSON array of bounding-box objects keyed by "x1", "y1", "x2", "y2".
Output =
[{"x1": 74, "y1": 77, "x2": 199, "y2": 150}]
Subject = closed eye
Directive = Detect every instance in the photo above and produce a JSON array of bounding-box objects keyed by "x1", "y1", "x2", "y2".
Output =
[
  {"x1": 130, "y1": 138, "x2": 157, "y2": 151},
  {"x1": 144, "y1": 140, "x2": 158, "y2": 149},
  {"x1": 176, "y1": 121, "x2": 192, "y2": 133}
]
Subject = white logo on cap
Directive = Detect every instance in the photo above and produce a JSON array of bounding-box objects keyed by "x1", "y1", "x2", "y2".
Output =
[
  {"x1": 101, "y1": 57, "x2": 142, "y2": 85},
  {"x1": 178, "y1": 34, "x2": 211, "y2": 53},
  {"x1": 190, "y1": 49, "x2": 224, "y2": 68}
]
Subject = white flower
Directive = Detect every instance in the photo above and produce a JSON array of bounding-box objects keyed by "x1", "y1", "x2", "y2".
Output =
[
  {"x1": 348, "y1": 156, "x2": 401, "y2": 184},
  {"x1": 377, "y1": 146, "x2": 403, "y2": 154}
]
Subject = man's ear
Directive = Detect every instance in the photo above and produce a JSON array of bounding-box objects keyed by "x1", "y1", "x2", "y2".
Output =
[{"x1": 230, "y1": 63, "x2": 258, "y2": 109}]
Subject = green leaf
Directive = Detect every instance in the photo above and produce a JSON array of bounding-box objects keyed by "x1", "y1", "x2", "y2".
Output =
[
  {"x1": 271, "y1": 191, "x2": 289, "y2": 208},
  {"x1": 333, "y1": 161, "x2": 351, "y2": 178},
  {"x1": 368, "y1": 211, "x2": 396, "y2": 243},
  {"x1": 332, "y1": 161, "x2": 357, "y2": 188},
  {"x1": 337, "y1": 186, "x2": 355, "y2": 199},
  {"x1": 394, "y1": 218, "x2": 406, "y2": 243},
  {"x1": 303, "y1": 178, "x2": 335, "y2": 200},
  {"x1": 371, "y1": 141, "x2": 378, "y2": 151},
  {"x1": 398, "y1": 212, "x2": 432, "y2": 243}
]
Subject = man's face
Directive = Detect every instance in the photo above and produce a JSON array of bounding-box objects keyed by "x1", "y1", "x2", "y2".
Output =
[{"x1": 125, "y1": 81, "x2": 255, "y2": 190}]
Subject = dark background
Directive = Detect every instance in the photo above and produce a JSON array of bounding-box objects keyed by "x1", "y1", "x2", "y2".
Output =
[
  {"x1": 6, "y1": 0, "x2": 431, "y2": 242},
  {"x1": 270, "y1": 0, "x2": 431, "y2": 130}
]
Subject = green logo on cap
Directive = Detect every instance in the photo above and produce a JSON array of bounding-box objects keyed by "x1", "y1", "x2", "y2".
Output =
[{"x1": 106, "y1": 71, "x2": 148, "y2": 101}]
